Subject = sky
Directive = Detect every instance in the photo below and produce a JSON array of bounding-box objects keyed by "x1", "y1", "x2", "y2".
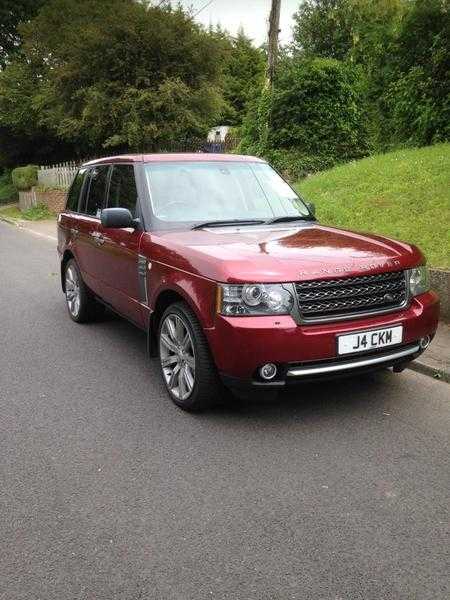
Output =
[{"x1": 167, "y1": 0, "x2": 299, "y2": 46}]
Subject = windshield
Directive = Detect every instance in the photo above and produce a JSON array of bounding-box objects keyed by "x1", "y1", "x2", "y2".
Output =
[{"x1": 143, "y1": 161, "x2": 311, "y2": 229}]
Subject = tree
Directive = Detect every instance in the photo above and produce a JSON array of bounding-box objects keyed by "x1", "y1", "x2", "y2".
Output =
[
  {"x1": 0, "y1": 0, "x2": 47, "y2": 68},
  {"x1": 384, "y1": 0, "x2": 450, "y2": 145},
  {"x1": 291, "y1": 0, "x2": 355, "y2": 60},
  {"x1": 0, "y1": 0, "x2": 226, "y2": 163},
  {"x1": 220, "y1": 28, "x2": 265, "y2": 125},
  {"x1": 0, "y1": 56, "x2": 75, "y2": 166},
  {"x1": 290, "y1": 0, "x2": 449, "y2": 148},
  {"x1": 291, "y1": 0, "x2": 407, "y2": 64}
]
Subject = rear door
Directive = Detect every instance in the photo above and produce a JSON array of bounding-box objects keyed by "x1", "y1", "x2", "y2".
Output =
[
  {"x1": 75, "y1": 165, "x2": 110, "y2": 295},
  {"x1": 96, "y1": 164, "x2": 144, "y2": 326},
  {"x1": 58, "y1": 166, "x2": 88, "y2": 259}
]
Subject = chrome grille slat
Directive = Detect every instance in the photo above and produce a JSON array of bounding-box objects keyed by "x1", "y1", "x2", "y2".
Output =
[
  {"x1": 296, "y1": 280, "x2": 405, "y2": 301},
  {"x1": 296, "y1": 270, "x2": 404, "y2": 289},
  {"x1": 300, "y1": 290, "x2": 406, "y2": 314},
  {"x1": 295, "y1": 271, "x2": 407, "y2": 321}
]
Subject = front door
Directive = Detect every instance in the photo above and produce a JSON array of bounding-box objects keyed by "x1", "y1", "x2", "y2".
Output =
[{"x1": 96, "y1": 164, "x2": 144, "y2": 327}]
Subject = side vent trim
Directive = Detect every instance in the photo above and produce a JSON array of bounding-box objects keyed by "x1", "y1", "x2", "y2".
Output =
[{"x1": 138, "y1": 255, "x2": 148, "y2": 304}]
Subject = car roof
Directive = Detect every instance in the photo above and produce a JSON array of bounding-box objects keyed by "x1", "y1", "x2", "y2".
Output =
[{"x1": 82, "y1": 153, "x2": 265, "y2": 167}]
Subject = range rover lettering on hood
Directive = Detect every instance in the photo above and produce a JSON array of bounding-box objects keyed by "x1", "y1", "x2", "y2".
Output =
[{"x1": 299, "y1": 259, "x2": 402, "y2": 277}]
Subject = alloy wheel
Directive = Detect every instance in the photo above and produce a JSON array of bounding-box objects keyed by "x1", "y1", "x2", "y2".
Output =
[
  {"x1": 159, "y1": 313, "x2": 196, "y2": 400},
  {"x1": 65, "y1": 265, "x2": 81, "y2": 317}
]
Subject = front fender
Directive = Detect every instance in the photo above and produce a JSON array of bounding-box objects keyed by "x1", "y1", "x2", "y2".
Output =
[{"x1": 148, "y1": 260, "x2": 217, "y2": 329}]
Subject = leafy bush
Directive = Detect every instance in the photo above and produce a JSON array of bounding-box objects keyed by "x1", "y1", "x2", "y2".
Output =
[
  {"x1": 383, "y1": 0, "x2": 450, "y2": 147},
  {"x1": 263, "y1": 149, "x2": 336, "y2": 181},
  {"x1": 11, "y1": 165, "x2": 38, "y2": 190},
  {"x1": 269, "y1": 58, "x2": 372, "y2": 160},
  {"x1": 385, "y1": 67, "x2": 450, "y2": 147},
  {"x1": 0, "y1": 169, "x2": 18, "y2": 204},
  {"x1": 289, "y1": 0, "x2": 449, "y2": 151},
  {"x1": 239, "y1": 86, "x2": 273, "y2": 156},
  {"x1": 240, "y1": 57, "x2": 371, "y2": 175},
  {"x1": 21, "y1": 202, "x2": 53, "y2": 220}
]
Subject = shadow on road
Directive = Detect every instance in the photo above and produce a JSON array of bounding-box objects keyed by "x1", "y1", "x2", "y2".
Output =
[
  {"x1": 93, "y1": 308, "x2": 395, "y2": 425},
  {"x1": 209, "y1": 373, "x2": 391, "y2": 425}
]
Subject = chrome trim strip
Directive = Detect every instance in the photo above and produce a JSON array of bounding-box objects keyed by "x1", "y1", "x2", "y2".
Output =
[{"x1": 287, "y1": 344, "x2": 420, "y2": 377}]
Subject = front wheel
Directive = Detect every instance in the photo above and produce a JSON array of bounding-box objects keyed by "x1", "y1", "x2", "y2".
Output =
[
  {"x1": 158, "y1": 302, "x2": 222, "y2": 411},
  {"x1": 64, "y1": 259, "x2": 104, "y2": 323}
]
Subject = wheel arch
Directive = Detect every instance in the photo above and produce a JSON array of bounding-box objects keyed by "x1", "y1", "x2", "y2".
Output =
[
  {"x1": 60, "y1": 250, "x2": 75, "y2": 292},
  {"x1": 148, "y1": 286, "x2": 204, "y2": 357}
]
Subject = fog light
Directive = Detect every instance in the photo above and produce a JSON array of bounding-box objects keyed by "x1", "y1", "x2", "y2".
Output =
[
  {"x1": 260, "y1": 363, "x2": 277, "y2": 380},
  {"x1": 419, "y1": 335, "x2": 431, "y2": 350}
]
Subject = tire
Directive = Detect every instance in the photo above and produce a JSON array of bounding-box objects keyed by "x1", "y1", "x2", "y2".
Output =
[
  {"x1": 157, "y1": 301, "x2": 222, "y2": 411},
  {"x1": 64, "y1": 258, "x2": 104, "y2": 323}
]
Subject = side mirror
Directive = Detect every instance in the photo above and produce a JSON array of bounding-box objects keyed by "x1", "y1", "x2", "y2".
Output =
[
  {"x1": 101, "y1": 207, "x2": 135, "y2": 229},
  {"x1": 305, "y1": 201, "x2": 316, "y2": 217}
]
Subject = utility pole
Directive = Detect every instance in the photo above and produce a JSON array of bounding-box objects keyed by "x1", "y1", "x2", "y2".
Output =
[{"x1": 265, "y1": 0, "x2": 281, "y2": 89}]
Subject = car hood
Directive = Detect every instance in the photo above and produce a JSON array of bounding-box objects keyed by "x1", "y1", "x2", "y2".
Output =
[{"x1": 148, "y1": 223, "x2": 423, "y2": 283}]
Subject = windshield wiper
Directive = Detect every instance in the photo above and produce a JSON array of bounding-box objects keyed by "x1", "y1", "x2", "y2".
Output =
[
  {"x1": 266, "y1": 215, "x2": 316, "y2": 225},
  {"x1": 191, "y1": 219, "x2": 266, "y2": 230}
]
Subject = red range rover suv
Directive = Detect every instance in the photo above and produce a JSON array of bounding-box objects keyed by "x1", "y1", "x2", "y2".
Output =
[{"x1": 57, "y1": 154, "x2": 439, "y2": 410}]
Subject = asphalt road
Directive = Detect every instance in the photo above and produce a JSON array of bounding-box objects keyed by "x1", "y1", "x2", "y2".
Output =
[{"x1": 1, "y1": 221, "x2": 449, "y2": 600}]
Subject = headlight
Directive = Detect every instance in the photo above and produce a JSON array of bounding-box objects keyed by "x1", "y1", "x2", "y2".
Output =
[
  {"x1": 218, "y1": 283, "x2": 294, "y2": 316},
  {"x1": 408, "y1": 266, "x2": 430, "y2": 297}
]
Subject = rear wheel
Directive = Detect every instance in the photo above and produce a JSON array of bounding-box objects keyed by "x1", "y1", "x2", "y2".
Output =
[
  {"x1": 64, "y1": 259, "x2": 104, "y2": 323},
  {"x1": 158, "y1": 302, "x2": 222, "y2": 411}
]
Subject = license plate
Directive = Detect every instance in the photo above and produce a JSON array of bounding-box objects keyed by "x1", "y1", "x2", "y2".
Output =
[{"x1": 337, "y1": 325, "x2": 403, "y2": 355}]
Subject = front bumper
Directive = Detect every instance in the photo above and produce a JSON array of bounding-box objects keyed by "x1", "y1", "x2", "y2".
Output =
[{"x1": 205, "y1": 291, "x2": 440, "y2": 388}]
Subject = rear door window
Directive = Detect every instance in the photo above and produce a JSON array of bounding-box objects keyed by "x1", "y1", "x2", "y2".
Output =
[
  {"x1": 107, "y1": 165, "x2": 138, "y2": 218},
  {"x1": 84, "y1": 166, "x2": 110, "y2": 217},
  {"x1": 66, "y1": 168, "x2": 87, "y2": 212}
]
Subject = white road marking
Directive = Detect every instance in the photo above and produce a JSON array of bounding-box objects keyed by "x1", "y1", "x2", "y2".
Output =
[
  {"x1": 1, "y1": 218, "x2": 57, "y2": 242},
  {"x1": 21, "y1": 229, "x2": 57, "y2": 242}
]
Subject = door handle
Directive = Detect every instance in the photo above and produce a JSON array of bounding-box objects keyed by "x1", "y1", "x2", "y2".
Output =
[{"x1": 90, "y1": 231, "x2": 105, "y2": 244}]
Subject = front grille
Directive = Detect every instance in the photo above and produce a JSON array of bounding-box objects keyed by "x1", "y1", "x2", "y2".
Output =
[{"x1": 295, "y1": 270, "x2": 407, "y2": 321}]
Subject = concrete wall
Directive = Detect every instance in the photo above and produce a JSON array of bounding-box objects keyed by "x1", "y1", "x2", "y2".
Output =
[{"x1": 430, "y1": 268, "x2": 450, "y2": 322}]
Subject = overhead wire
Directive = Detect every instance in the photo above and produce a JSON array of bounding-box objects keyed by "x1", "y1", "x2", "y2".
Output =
[{"x1": 192, "y1": 0, "x2": 215, "y2": 19}]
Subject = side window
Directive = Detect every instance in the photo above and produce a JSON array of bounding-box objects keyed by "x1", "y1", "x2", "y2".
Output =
[
  {"x1": 66, "y1": 168, "x2": 86, "y2": 212},
  {"x1": 107, "y1": 165, "x2": 138, "y2": 218},
  {"x1": 84, "y1": 166, "x2": 109, "y2": 217}
]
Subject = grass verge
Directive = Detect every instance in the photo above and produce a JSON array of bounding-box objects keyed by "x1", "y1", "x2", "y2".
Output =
[
  {"x1": 294, "y1": 143, "x2": 450, "y2": 269},
  {"x1": 0, "y1": 203, "x2": 55, "y2": 221}
]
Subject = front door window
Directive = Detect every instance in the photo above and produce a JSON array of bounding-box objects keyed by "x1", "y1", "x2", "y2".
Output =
[
  {"x1": 107, "y1": 165, "x2": 138, "y2": 217},
  {"x1": 84, "y1": 166, "x2": 109, "y2": 217}
]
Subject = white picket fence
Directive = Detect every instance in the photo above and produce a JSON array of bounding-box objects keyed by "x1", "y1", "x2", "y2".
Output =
[{"x1": 38, "y1": 161, "x2": 82, "y2": 189}]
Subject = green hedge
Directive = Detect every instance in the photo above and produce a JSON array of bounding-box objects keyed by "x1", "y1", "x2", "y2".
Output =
[
  {"x1": 0, "y1": 170, "x2": 18, "y2": 204},
  {"x1": 11, "y1": 165, "x2": 38, "y2": 191},
  {"x1": 269, "y1": 58, "x2": 371, "y2": 160},
  {"x1": 263, "y1": 149, "x2": 337, "y2": 181},
  {"x1": 240, "y1": 57, "x2": 372, "y2": 177}
]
